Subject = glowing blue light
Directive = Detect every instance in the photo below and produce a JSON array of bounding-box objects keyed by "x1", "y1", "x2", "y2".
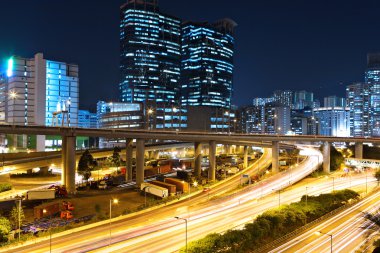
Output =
[{"x1": 6, "y1": 58, "x2": 13, "y2": 77}]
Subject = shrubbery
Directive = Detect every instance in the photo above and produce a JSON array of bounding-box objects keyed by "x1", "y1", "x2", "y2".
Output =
[
  {"x1": 0, "y1": 183, "x2": 12, "y2": 193},
  {"x1": 181, "y1": 189, "x2": 359, "y2": 253}
]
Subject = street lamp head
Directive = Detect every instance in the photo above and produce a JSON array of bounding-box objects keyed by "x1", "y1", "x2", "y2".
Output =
[
  {"x1": 9, "y1": 91, "x2": 17, "y2": 99},
  {"x1": 148, "y1": 109, "x2": 153, "y2": 114},
  {"x1": 193, "y1": 181, "x2": 198, "y2": 187},
  {"x1": 315, "y1": 231, "x2": 321, "y2": 236},
  {"x1": 43, "y1": 209, "x2": 47, "y2": 214},
  {"x1": 112, "y1": 199, "x2": 119, "y2": 204},
  {"x1": 175, "y1": 216, "x2": 180, "y2": 219}
]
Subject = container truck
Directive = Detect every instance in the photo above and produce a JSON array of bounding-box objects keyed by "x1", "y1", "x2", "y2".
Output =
[
  {"x1": 150, "y1": 181, "x2": 176, "y2": 196},
  {"x1": 164, "y1": 178, "x2": 189, "y2": 193},
  {"x1": 140, "y1": 182, "x2": 168, "y2": 198},
  {"x1": 27, "y1": 189, "x2": 55, "y2": 200}
]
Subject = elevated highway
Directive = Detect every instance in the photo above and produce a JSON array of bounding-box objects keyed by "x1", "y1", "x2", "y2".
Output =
[{"x1": 0, "y1": 124, "x2": 369, "y2": 193}]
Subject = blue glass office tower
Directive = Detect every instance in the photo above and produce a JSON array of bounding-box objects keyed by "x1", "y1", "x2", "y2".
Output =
[
  {"x1": 366, "y1": 53, "x2": 380, "y2": 136},
  {"x1": 181, "y1": 19, "x2": 236, "y2": 109},
  {"x1": 120, "y1": 0, "x2": 181, "y2": 105}
]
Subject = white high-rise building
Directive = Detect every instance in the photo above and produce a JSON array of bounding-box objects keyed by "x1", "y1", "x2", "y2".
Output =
[{"x1": 0, "y1": 53, "x2": 79, "y2": 151}]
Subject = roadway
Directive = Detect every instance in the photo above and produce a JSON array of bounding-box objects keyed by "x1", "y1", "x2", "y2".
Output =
[
  {"x1": 269, "y1": 187, "x2": 380, "y2": 253},
  {"x1": 2, "y1": 147, "x2": 330, "y2": 253}
]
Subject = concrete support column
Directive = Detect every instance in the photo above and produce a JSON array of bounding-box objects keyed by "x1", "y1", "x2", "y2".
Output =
[
  {"x1": 225, "y1": 144, "x2": 231, "y2": 155},
  {"x1": 194, "y1": 142, "x2": 202, "y2": 177},
  {"x1": 153, "y1": 150, "x2": 160, "y2": 160},
  {"x1": 355, "y1": 142, "x2": 363, "y2": 159},
  {"x1": 65, "y1": 136, "x2": 76, "y2": 194},
  {"x1": 136, "y1": 139, "x2": 145, "y2": 187},
  {"x1": 61, "y1": 137, "x2": 67, "y2": 186},
  {"x1": 243, "y1": 145, "x2": 248, "y2": 168},
  {"x1": 272, "y1": 141, "x2": 279, "y2": 173},
  {"x1": 126, "y1": 138, "x2": 133, "y2": 182},
  {"x1": 208, "y1": 140, "x2": 216, "y2": 181},
  {"x1": 323, "y1": 141, "x2": 331, "y2": 173}
]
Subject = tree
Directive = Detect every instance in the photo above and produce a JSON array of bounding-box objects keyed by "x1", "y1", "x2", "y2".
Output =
[
  {"x1": 77, "y1": 150, "x2": 97, "y2": 181},
  {"x1": 9, "y1": 205, "x2": 24, "y2": 230},
  {"x1": 375, "y1": 170, "x2": 380, "y2": 186},
  {"x1": 111, "y1": 147, "x2": 121, "y2": 173},
  {"x1": 0, "y1": 216, "x2": 11, "y2": 242},
  {"x1": 330, "y1": 146, "x2": 344, "y2": 171}
]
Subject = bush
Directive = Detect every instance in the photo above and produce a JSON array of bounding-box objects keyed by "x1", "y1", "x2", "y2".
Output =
[
  {"x1": 181, "y1": 189, "x2": 359, "y2": 253},
  {"x1": 0, "y1": 183, "x2": 11, "y2": 193},
  {"x1": 0, "y1": 217, "x2": 11, "y2": 242}
]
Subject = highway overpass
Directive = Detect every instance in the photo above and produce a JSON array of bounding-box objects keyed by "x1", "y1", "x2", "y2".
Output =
[{"x1": 0, "y1": 125, "x2": 370, "y2": 193}]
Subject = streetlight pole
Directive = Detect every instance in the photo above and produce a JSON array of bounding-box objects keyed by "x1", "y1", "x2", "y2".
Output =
[
  {"x1": 17, "y1": 198, "x2": 21, "y2": 241},
  {"x1": 272, "y1": 189, "x2": 281, "y2": 208},
  {"x1": 175, "y1": 216, "x2": 188, "y2": 253},
  {"x1": 332, "y1": 176, "x2": 335, "y2": 192},
  {"x1": 109, "y1": 199, "x2": 118, "y2": 247},
  {"x1": 315, "y1": 231, "x2": 333, "y2": 253}
]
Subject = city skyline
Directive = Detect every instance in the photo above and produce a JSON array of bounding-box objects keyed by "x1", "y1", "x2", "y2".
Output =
[{"x1": 1, "y1": 0, "x2": 380, "y2": 110}]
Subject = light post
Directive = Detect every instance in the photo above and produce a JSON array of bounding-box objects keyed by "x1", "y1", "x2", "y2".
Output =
[
  {"x1": 172, "y1": 106, "x2": 177, "y2": 129},
  {"x1": 17, "y1": 198, "x2": 21, "y2": 241},
  {"x1": 43, "y1": 209, "x2": 52, "y2": 252},
  {"x1": 315, "y1": 231, "x2": 333, "y2": 253},
  {"x1": 366, "y1": 170, "x2": 368, "y2": 194},
  {"x1": 147, "y1": 108, "x2": 154, "y2": 130},
  {"x1": 144, "y1": 186, "x2": 151, "y2": 207},
  {"x1": 175, "y1": 216, "x2": 188, "y2": 253},
  {"x1": 109, "y1": 199, "x2": 119, "y2": 247},
  {"x1": 9, "y1": 91, "x2": 17, "y2": 125}
]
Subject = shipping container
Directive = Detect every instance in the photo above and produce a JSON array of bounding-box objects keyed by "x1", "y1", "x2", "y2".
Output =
[
  {"x1": 27, "y1": 189, "x2": 55, "y2": 200},
  {"x1": 34, "y1": 202, "x2": 60, "y2": 219},
  {"x1": 140, "y1": 182, "x2": 168, "y2": 198},
  {"x1": 150, "y1": 181, "x2": 176, "y2": 196},
  {"x1": 164, "y1": 178, "x2": 189, "y2": 193}
]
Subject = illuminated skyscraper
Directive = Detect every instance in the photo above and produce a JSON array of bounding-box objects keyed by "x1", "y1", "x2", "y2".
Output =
[
  {"x1": 0, "y1": 53, "x2": 79, "y2": 150},
  {"x1": 346, "y1": 82, "x2": 371, "y2": 137},
  {"x1": 181, "y1": 19, "x2": 236, "y2": 109},
  {"x1": 366, "y1": 53, "x2": 380, "y2": 136},
  {"x1": 119, "y1": 0, "x2": 181, "y2": 105}
]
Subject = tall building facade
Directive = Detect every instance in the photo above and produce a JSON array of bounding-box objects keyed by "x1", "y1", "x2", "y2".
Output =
[
  {"x1": 0, "y1": 53, "x2": 79, "y2": 150},
  {"x1": 119, "y1": 0, "x2": 181, "y2": 105},
  {"x1": 365, "y1": 53, "x2": 380, "y2": 136},
  {"x1": 346, "y1": 83, "x2": 371, "y2": 137},
  {"x1": 181, "y1": 19, "x2": 236, "y2": 109},
  {"x1": 273, "y1": 90, "x2": 293, "y2": 108},
  {"x1": 313, "y1": 107, "x2": 350, "y2": 137},
  {"x1": 323, "y1": 96, "x2": 346, "y2": 108},
  {"x1": 293, "y1": 90, "x2": 314, "y2": 109}
]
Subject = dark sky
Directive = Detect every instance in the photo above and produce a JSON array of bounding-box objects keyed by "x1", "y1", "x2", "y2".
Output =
[{"x1": 1, "y1": 0, "x2": 380, "y2": 110}]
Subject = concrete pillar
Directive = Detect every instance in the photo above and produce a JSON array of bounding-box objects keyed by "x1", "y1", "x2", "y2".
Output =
[
  {"x1": 272, "y1": 141, "x2": 279, "y2": 173},
  {"x1": 153, "y1": 150, "x2": 160, "y2": 160},
  {"x1": 136, "y1": 139, "x2": 145, "y2": 187},
  {"x1": 323, "y1": 141, "x2": 331, "y2": 173},
  {"x1": 208, "y1": 140, "x2": 216, "y2": 181},
  {"x1": 225, "y1": 144, "x2": 231, "y2": 155},
  {"x1": 65, "y1": 136, "x2": 76, "y2": 194},
  {"x1": 243, "y1": 146, "x2": 248, "y2": 168},
  {"x1": 126, "y1": 138, "x2": 133, "y2": 182},
  {"x1": 355, "y1": 142, "x2": 363, "y2": 159},
  {"x1": 194, "y1": 142, "x2": 202, "y2": 177},
  {"x1": 61, "y1": 137, "x2": 67, "y2": 186}
]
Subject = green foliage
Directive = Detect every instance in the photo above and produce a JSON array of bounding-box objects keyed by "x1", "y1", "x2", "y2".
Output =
[
  {"x1": 0, "y1": 183, "x2": 12, "y2": 193},
  {"x1": 94, "y1": 204, "x2": 101, "y2": 213},
  {"x1": 110, "y1": 147, "x2": 121, "y2": 170},
  {"x1": 330, "y1": 146, "x2": 344, "y2": 171},
  {"x1": 77, "y1": 150, "x2": 97, "y2": 181},
  {"x1": 181, "y1": 189, "x2": 359, "y2": 253},
  {"x1": 0, "y1": 216, "x2": 11, "y2": 242},
  {"x1": 9, "y1": 205, "x2": 24, "y2": 229},
  {"x1": 375, "y1": 170, "x2": 380, "y2": 184}
]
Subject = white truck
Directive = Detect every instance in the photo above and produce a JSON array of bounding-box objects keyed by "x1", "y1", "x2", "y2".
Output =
[
  {"x1": 27, "y1": 189, "x2": 55, "y2": 200},
  {"x1": 140, "y1": 182, "x2": 168, "y2": 198}
]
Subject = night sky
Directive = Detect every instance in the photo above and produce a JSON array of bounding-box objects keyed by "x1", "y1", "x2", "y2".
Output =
[{"x1": 1, "y1": 0, "x2": 380, "y2": 110}]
